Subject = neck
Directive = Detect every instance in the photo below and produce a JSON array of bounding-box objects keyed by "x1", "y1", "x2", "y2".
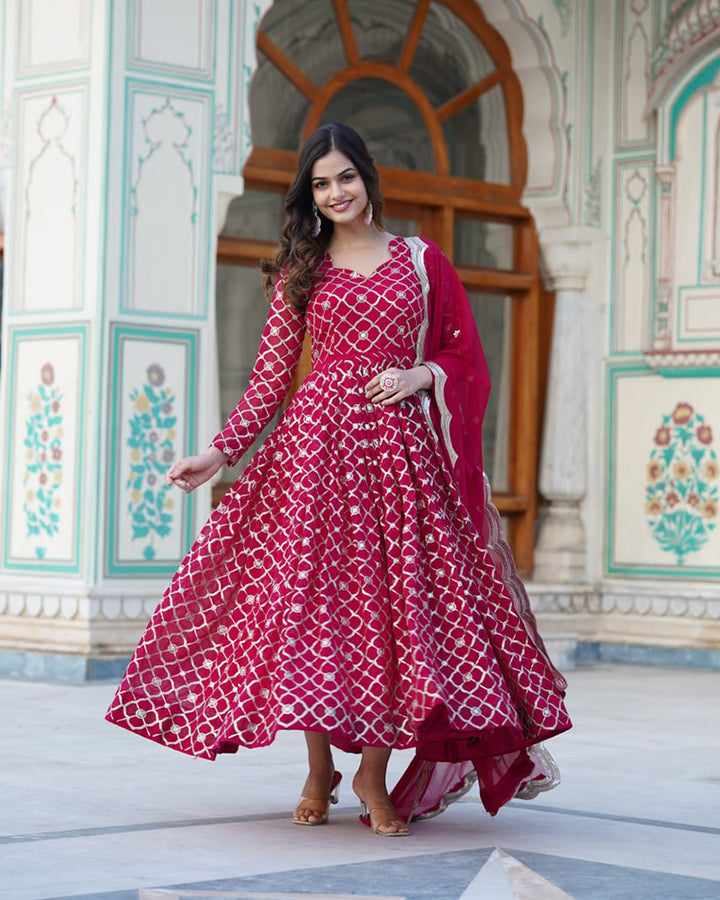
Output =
[{"x1": 330, "y1": 220, "x2": 384, "y2": 250}]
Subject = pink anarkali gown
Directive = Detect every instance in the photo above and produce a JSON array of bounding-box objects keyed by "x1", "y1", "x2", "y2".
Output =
[{"x1": 106, "y1": 236, "x2": 571, "y2": 820}]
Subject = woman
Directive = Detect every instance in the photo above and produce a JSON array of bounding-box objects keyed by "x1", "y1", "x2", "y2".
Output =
[{"x1": 106, "y1": 122, "x2": 571, "y2": 837}]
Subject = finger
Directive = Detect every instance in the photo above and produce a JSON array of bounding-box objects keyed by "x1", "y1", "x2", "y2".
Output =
[{"x1": 381, "y1": 389, "x2": 409, "y2": 405}]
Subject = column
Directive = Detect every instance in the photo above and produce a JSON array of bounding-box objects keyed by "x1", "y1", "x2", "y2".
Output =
[
  {"x1": 0, "y1": 0, "x2": 251, "y2": 679},
  {"x1": 533, "y1": 226, "x2": 593, "y2": 584}
]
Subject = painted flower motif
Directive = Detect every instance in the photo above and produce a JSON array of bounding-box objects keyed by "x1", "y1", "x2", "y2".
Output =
[
  {"x1": 645, "y1": 405, "x2": 718, "y2": 564},
  {"x1": 672, "y1": 459, "x2": 691, "y2": 480},
  {"x1": 647, "y1": 460, "x2": 663, "y2": 482},
  {"x1": 127, "y1": 366, "x2": 179, "y2": 560},
  {"x1": 672, "y1": 402, "x2": 694, "y2": 425},
  {"x1": 23, "y1": 365, "x2": 64, "y2": 557},
  {"x1": 146, "y1": 364, "x2": 165, "y2": 387}
]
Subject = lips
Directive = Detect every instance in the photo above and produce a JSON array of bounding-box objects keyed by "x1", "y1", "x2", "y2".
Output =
[{"x1": 330, "y1": 200, "x2": 352, "y2": 212}]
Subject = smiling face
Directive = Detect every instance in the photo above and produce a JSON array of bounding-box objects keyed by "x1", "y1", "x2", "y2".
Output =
[{"x1": 310, "y1": 148, "x2": 369, "y2": 227}]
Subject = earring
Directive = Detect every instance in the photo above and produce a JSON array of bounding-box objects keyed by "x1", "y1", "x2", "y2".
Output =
[
  {"x1": 312, "y1": 201, "x2": 321, "y2": 238},
  {"x1": 364, "y1": 201, "x2": 373, "y2": 227}
]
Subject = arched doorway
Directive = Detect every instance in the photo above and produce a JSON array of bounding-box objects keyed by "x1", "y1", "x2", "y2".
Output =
[{"x1": 216, "y1": 0, "x2": 551, "y2": 575}]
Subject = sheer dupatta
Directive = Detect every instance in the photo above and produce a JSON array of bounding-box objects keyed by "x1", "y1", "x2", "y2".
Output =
[{"x1": 390, "y1": 239, "x2": 568, "y2": 820}]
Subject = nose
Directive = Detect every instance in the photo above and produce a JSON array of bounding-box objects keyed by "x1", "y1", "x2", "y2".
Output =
[{"x1": 330, "y1": 181, "x2": 348, "y2": 202}]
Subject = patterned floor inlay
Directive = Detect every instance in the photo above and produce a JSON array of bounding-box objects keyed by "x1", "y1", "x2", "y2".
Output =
[
  {"x1": 49, "y1": 847, "x2": 720, "y2": 900},
  {"x1": 459, "y1": 849, "x2": 572, "y2": 899}
]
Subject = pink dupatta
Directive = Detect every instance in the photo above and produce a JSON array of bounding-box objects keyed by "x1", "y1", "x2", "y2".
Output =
[{"x1": 389, "y1": 238, "x2": 568, "y2": 820}]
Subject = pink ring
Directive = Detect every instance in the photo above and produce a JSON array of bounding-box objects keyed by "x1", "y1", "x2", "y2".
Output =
[{"x1": 380, "y1": 373, "x2": 400, "y2": 393}]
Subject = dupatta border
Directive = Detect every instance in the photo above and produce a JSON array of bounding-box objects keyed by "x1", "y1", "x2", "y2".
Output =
[{"x1": 405, "y1": 235, "x2": 458, "y2": 469}]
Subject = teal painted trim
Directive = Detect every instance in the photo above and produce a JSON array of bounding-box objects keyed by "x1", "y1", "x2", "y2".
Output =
[
  {"x1": 221, "y1": 0, "x2": 237, "y2": 174},
  {"x1": 119, "y1": 78, "x2": 215, "y2": 321},
  {"x1": 93, "y1": 0, "x2": 116, "y2": 586},
  {"x1": 2, "y1": 324, "x2": 88, "y2": 575},
  {"x1": 608, "y1": 159, "x2": 655, "y2": 357},
  {"x1": 605, "y1": 362, "x2": 720, "y2": 580},
  {"x1": 609, "y1": 159, "x2": 619, "y2": 351},
  {"x1": 612, "y1": 149, "x2": 657, "y2": 160},
  {"x1": 12, "y1": 0, "x2": 92, "y2": 83},
  {"x1": 674, "y1": 283, "x2": 720, "y2": 344},
  {"x1": 125, "y1": 0, "x2": 217, "y2": 83},
  {"x1": 657, "y1": 367, "x2": 720, "y2": 378},
  {"x1": 105, "y1": 324, "x2": 198, "y2": 579},
  {"x1": 6, "y1": 77, "x2": 92, "y2": 318},
  {"x1": 697, "y1": 93, "x2": 708, "y2": 283},
  {"x1": 612, "y1": 0, "x2": 657, "y2": 153},
  {"x1": 670, "y1": 55, "x2": 720, "y2": 160}
]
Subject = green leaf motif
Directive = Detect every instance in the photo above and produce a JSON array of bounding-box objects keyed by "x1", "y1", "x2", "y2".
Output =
[{"x1": 646, "y1": 405, "x2": 718, "y2": 565}]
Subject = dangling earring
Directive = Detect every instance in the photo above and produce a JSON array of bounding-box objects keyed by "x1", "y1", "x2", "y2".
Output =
[
  {"x1": 364, "y1": 201, "x2": 374, "y2": 227},
  {"x1": 312, "y1": 201, "x2": 321, "y2": 238}
]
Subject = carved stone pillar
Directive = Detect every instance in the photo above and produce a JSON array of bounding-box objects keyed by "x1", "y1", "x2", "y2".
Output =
[{"x1": 534, "y1": 227, "x2": 593, "y2": 584}]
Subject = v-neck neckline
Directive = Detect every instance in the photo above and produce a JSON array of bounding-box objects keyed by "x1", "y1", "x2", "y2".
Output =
[{"x1": 325, "y1": 235, "x2": 401, "y2": 280}]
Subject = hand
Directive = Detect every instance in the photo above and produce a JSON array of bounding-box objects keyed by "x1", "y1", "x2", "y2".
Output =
[
  {"x1": 166, "y1": 446, "x2": 228, "y2": 493},
  {"x1": 364, "y1": 365, "x2": 432, "y2": 406}
]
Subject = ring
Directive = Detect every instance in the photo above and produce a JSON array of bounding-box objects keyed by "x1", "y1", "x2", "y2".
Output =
[{"x1": 380, "y1": 373, "x2": 400, "y2": 393}]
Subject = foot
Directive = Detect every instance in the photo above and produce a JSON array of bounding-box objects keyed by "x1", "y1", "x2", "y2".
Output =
[
  {"x1": 293, "y1": 768, "x2": 341, "y2": 826},
  {"x1": 352, "y1": 772, "x2": 408, "y2": 836}
]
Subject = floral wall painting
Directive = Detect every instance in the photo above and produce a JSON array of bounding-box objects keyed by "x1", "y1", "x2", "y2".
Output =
[
  {"x1": 645, "y1": 403, "x2": 718, "y2": 565},
  {"x1": 126, "y1": 363, "x2": 178, "y2": 561},
  {"x1": 609, "y1": 369, "x2": 720, "y2": 577},
  {"x1": 23, "y1": 362, "x2": 64, "y2": 559},
  {"x1": 108, "y1": 326, "x2": 197, "y2": 577},
  {"x1": 4, "y1": 330, "x2": 85, "y2": 572}
]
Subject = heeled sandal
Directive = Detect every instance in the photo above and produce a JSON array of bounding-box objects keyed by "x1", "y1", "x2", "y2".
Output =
[
  {"x1": 292, "y1": 770, "x2": 342, "y2": 826},
  {"x1": 357, "y1": 798, "x2": 409, "y2": 836}
]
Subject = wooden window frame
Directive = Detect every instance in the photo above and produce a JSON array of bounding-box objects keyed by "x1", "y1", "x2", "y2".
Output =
[{"x1": 216, "y1": 0, "x2": 552, "y2": 576}]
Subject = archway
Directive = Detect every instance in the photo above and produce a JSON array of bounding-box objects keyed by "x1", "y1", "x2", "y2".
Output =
[{"x1": 216, "y1": 0, "x2": 559, "y2": 574}]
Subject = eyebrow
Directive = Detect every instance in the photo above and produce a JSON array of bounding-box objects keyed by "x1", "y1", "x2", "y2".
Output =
[{"x1": 311, "y1": 167, "x2": 356, "y2": 183}]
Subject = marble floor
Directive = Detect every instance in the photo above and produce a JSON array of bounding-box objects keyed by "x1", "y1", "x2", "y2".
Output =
[{"x1": 2, "y1": 664, "x2": 719, "y2": 900}]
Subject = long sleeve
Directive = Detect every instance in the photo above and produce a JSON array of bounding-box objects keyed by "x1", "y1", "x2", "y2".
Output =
[{"x1": 210, "y1": 281, "x2": 306, "y2": 466}]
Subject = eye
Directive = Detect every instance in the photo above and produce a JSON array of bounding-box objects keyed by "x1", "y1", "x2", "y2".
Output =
[
  {"x1": 341, "y1": 172, "x2": 356, "y2": 181},
  {"x1": 313, "y1": 180, "x2": 326, "y2": 189}
]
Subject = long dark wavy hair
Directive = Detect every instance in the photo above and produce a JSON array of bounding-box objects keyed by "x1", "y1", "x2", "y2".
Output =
[{"x1": 261, "y1": 122, "x2": 385, "y2": 309}]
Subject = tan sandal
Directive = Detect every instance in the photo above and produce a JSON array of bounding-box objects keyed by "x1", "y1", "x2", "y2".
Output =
[
  {"x1": 357, "y1": 798, "x2": 409, "y2": 836},
  {"x1": 292, "y1": 770, "x2": 342, "y2": 826}
]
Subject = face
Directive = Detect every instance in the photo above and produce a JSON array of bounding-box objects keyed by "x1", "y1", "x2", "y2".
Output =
[{"x1": 310, "y1": 148, "x2": 369, "y2": 226}]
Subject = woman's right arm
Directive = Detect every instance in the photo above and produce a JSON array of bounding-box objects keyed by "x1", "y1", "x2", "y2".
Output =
[{"x1": 167, "y1": 280, "x2": 306, "y2": 491}]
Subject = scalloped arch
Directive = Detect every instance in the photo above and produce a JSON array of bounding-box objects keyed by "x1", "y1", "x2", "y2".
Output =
[{"x1": 245, "y1": 0, "x2": 569, "y2": 227}]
